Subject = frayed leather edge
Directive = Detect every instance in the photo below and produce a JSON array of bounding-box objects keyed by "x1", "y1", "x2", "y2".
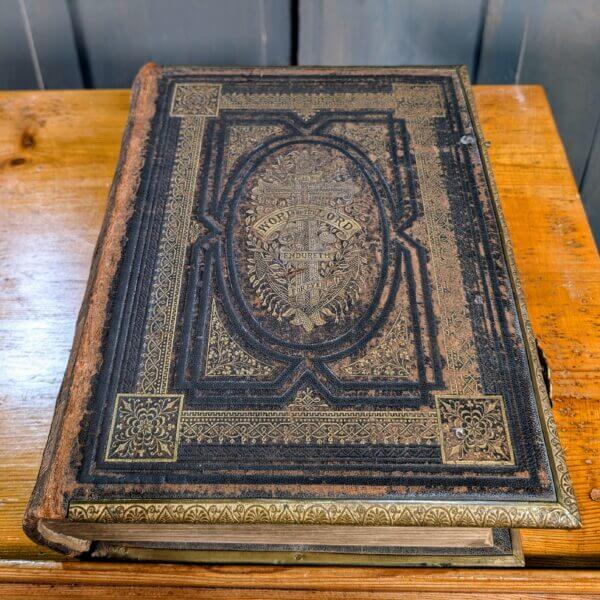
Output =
[{"x1": 23, "y1": 63, "x2": 161, "y2": 554}]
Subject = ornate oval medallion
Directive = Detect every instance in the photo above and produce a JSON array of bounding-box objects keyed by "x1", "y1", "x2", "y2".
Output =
[{"x1": 226, "y1": 139, "x2": 388, "y2": 350}]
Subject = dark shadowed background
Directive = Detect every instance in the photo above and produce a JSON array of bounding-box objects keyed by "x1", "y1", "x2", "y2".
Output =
[{"x1": 1, "y1": 0, "x2": 598, "y2": 244}]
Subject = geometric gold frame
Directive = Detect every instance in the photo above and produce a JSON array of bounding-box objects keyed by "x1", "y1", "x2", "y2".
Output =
[{"x1": 73, "y1": 67, "x2": 579, "y2": 530}]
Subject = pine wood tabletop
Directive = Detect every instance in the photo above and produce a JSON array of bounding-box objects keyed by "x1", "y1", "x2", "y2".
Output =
[{"x1": 0, "y1": 86, "x2": 598, "y2": 597}]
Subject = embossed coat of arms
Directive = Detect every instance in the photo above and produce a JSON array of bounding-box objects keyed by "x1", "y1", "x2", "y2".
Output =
[{"x1": 244, "y1": 148, "x2": 365, "y2": 332}]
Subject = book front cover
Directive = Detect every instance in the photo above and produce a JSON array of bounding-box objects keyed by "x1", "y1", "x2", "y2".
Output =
[{"x1": 27, "y1": 67, "x2": 578, "y2": 536}]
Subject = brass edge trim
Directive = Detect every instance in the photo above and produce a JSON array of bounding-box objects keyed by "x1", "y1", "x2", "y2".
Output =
[
  {"x1": 163, "y1": 65, "x2": 463, "y2": 77},
  {"x1": 68, "y1": 498, "x2": 577, "y2": 529},
  {"x1": 455, "y1": 66, "x2": 579, "y2": 527}
]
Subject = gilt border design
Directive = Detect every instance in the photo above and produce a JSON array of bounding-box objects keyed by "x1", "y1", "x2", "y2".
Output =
[
  {"x1": 68, "y1": 498, "x2": 578, "y2": 529},
  {"x1": 393, "y1": 82, "x2": 482, "y2": 395},
  {"x1": 180, "y1": 387, "x2": 438, "y2": 446},
  {"x1": 136, "y1": 115, "x2": 206, "y2": 394},
  {"x1": 91, "y1": 68, "x2": 579, "y2": 528},
  {"x1": 103, "y1": 390, "x2": 512, "y2": 461}
]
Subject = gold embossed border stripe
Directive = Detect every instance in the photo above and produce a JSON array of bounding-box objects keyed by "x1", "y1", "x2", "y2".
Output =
[
  {"x1": 137, "y1": 83, "x2": 223, "y2": 395},
  {"x1": 180, "y1": 409, "x2": 438, "y2": 446},
  {"x1": 68, "y1": 498, "x2": 579, "y2": 529},
  {"x1": 105, "y1": 387, "x2": 439, "y2": 461},
  {"x1": 136, "y1": 115, "x2": 206, "y2": 394}
]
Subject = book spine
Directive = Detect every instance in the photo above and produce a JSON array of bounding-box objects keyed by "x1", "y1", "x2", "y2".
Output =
[{"x1": 22, "y1": 62, "x2": 161, "y2": 555}]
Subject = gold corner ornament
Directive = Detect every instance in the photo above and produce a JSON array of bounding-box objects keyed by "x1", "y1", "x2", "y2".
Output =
[
  {"x1": 105, "y1": 394, "x2": 184, "y2": 462},
  {"x1": 435, "y1": 395, "x2": 514, "y2": 465}
]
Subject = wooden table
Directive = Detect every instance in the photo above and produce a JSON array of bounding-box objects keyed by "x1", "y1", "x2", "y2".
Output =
[{"x1": 0, "y1": 87, "x2": 598, "y2": 598}]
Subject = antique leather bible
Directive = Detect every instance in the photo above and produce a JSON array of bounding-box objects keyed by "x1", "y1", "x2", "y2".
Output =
[{"x1": 25, "y1": 65, "x2": 579, "y2": 566}]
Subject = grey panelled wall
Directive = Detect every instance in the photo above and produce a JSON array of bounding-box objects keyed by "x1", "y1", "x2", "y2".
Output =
[
  {"x1": 0, "y1": 0, "x2": 82, "y2": 89},
  {"x1": 67, "y1": 0, "x2": 291, "y2": 87},
  {"x1": 299, "y1": 0, "x2": 488, "y2": 75},
  {"x1": 0, "y1": 0, "x2": 598, "y2": 245},
  {"x1": 1, "y1": 0, "x2": 291, "y2": 89}
]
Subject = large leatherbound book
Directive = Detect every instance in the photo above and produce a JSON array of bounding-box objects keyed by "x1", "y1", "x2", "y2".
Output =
[{"x1": 24, "y1": 65, "x2": 579, "y2": 566}]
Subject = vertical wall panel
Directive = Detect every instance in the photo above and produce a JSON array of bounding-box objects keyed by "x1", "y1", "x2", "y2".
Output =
[
  {"x1": 0, "y1": 0, "x2": 82, "y2": 89},
  {"x1": 580, "y1": 119, "x2": 600, "y2": 245},
  {"x1": 23, "y1": 0, "x2": 83, "y2": 88},
  {"x1": 68, "y1": 0, "x2": 291, "y2": 88},
  {"x1": 299, "y1": 0, "x2": 486, "y2": 78},
  {"x1": 477, "y1": 0, "x2": 527, "y2": 83},
  {"x1": 517, "y1": 0, "x2": 600, "y2": 187},
  {"x1": 0, "y1": 0, "x2": 39, "y2": 89}
]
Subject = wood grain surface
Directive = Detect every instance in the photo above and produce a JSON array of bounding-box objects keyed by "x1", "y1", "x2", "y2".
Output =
[{"x1": 0, "y1": 86, "x2": 598, "y2": 595}]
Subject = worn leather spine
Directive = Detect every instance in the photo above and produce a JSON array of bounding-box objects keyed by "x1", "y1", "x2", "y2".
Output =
[{"x1": 23, "y1": 63, "x2": 160, "y2": 554}]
